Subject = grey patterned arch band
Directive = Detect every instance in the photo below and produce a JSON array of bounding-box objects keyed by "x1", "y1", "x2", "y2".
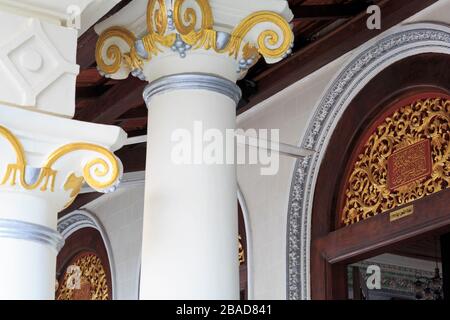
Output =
[
  {"x1": 0, "y1": 218, "x2": 64, "y2": 252},
  {"x1": 143, "y1": 73, "x2": 242, "y2": 105}
]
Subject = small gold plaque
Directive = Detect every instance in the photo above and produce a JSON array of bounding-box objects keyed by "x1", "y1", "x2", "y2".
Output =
[{"x1": 390, "y1": 205, "x2": 414, "y2": 222}]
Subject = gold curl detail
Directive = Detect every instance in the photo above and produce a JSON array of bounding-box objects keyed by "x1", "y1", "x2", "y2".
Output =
[
  {"x1": 147, "y1": 0, "x2": 168, "y2": 35},
  {"x1": 224, "y1": 11, "x2": 293, "y2": 59},
  {"x1": 0, "y1": 126, "x2": 56, "y2": 191},
  {"x1": 95, "y1": 27, "x2": 142, "y2": 74},
  {"x1": 173, "y1": 0, "x2": 213, "y2": 35},
  {"x1": 0, "y1": 126, "x2": 26, "y2": 165},
  {"x1": 44, "y1": 143, "x2": 120, "y2": 191}
]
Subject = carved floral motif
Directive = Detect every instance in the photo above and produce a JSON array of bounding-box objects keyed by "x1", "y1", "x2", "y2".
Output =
[
  {"x1": 342, "y1": 97, "x2": 450, "y2": 225},
  {"x1": 56, "y1": 253, "x2": 110, "y2": 300}
]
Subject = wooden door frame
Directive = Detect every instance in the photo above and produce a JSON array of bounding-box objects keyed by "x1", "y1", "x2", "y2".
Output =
[
  {"x1": 310, "y1": 53, "x2": 450, "y2": 299},
  {"x1": 312, "y1": 189, "x2": 450, "y2": 299}
]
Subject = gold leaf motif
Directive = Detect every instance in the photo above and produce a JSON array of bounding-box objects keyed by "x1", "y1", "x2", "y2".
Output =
[
  {"x1": 342, "y1": 97, "x2": 450, "y2": 226},
  {"x1": 63, "y1": 173, "x2": 84, "y2": 209},
  {"x1": 95, "y1": 27, "x2": 143, "y2": 74},
  {"x1": 56, "y1": 253, "x2": 109, "y2": 300}
]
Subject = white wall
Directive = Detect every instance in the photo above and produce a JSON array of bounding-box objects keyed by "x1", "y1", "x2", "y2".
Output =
[
  {"x1": 84, "y1": 184, "x2": 145, "y2": 300},
  {"x1": 236, "y1": 57, "x2": 347, "y2": 299}
]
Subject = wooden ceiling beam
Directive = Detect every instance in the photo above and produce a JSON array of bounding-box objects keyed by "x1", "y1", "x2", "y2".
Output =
[
  {"x1": 116, "y1": 117, "x2": 148, "y2": 131},
  {"x1": 291, "y1": 2, "x2": 372, "y2": 21},
  {"x1": 237, "y1": 0, "x2": 439, "y2": 114},
  {"x1": 76, "y1": 77, "x2": 147, "y2": 124},
  {"x1": 76, "y1": 68, "x2": 105, "y2": 87},
  {"x1": 59, "y1": 192, "x2": 103, "y2": 218}
]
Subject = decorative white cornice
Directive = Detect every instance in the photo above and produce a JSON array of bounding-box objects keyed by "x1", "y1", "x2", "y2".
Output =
[{"x1": 286, "y1": 23, "x2": 450, "y2": 300}]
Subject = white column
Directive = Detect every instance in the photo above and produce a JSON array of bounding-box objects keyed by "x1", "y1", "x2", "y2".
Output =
[
  {"x1": 141, "y1": 75, "x2": 241, "y2": 299},
  {"x1": 94, "y1": 0, "x2": 294, "y2": 299},
  {"x1": 0, "y1": 220, "x2": 62, "y2": 300},
  {"x1": 0, "y1": 1, "x2": 126, "y2": 299}
]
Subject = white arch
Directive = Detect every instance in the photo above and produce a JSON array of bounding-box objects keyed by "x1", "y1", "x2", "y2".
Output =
[
  {"x1": 57, "y1": 209, "x2": 117, "y2": 300},
  {"x1": 286, "y1": 23, "x2": 450, "y2": 300}
]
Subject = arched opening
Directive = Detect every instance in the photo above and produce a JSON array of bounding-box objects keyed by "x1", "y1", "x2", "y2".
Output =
[
  {"x1": 56, "y1": 219, "x2": 113, "y2": 300},
  {"x1": 239, "y1": 201, "x2": 249, "y2": 300},
  {"x1": 310, "y1": 53, "x2": 450, "y2": 299}
]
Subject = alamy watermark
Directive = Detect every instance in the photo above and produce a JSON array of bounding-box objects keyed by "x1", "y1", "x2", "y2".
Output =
[
  {"x1": 367, "y1": 5, "x2": 381, "y2": 30},
  {"x1": 171, "y1": 121, "x2": 280, "y2": 176},
  {"x1": 366, "y1": 265, "x2": 382, "y2": 290}
]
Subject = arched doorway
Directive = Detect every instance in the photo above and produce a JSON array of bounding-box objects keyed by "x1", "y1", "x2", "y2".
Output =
[
  {"x1": 310, "y1": 53, "x2": 450, "y2": 299},
  {"x1": 56, "y1": 211, "x2": 114, "y2": 300}
]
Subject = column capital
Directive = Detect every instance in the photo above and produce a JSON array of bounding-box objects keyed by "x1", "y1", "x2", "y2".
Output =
[
  {"x1": 0, "y1": 103, "x2": 126, "y2": 228},
  {"x1": 95, "y1": 0, "x2": 294, "y2": 83}
]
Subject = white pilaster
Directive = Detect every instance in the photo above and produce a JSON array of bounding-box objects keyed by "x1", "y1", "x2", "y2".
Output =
[
  {"x1": 95, "y1": 0, "x2": 294, "y2": 300},
  {"x1": 0, "y1": 1, "x2": 127, "y2": 300}
]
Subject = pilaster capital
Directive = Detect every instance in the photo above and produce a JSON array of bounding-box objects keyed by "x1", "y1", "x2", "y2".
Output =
[
  {"x1": 0, "y1": 103, "x2": 126, "y2": 227},
  {"x1": 95, "y1": 0, "x2": 294, "y2": 82}
]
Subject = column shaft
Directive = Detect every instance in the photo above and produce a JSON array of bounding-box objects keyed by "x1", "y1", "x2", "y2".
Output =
[
  {"x1": 140, "y1": 74, "x2": 240, "y2": 299},
  {"x1": 0, "y1": 219, "x2": 62, "y2": 299}
]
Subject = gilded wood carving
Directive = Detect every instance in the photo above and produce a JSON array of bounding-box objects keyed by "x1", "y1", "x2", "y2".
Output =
[
  {"x1": 56, "y1": 252, "x2": 110, "y2": 300},
  {"x1": 342, "y1": 97, "x2": 450, "y2": 225}
]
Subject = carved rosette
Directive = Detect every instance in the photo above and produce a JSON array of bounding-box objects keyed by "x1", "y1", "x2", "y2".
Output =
[
  {"x1": 341, "y1": 97, "x2": 450, "y2": 226},
  {"x1": 95, "y1": 0, "x2": 294, "y2": 80},
  {"x1": 0, "y1": 125, "x2": 123, "y2": 211}
]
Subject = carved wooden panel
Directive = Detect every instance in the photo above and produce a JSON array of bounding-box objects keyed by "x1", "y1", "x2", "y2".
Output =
[
  {"x1": 341, "y1": 97, "x2": 450, "y2": 226},
  {"x1": 56, "y1": 252, "x2": 110, "y2": 300},
  {"x1": 387, "y1": 139, "x2": 432, "y2": 190}
]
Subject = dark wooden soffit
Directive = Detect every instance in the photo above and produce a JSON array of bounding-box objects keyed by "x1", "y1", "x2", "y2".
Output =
[
  {"x1": 237, "y1": 0, "x2": 439, "y2": 114},
  {"x1": 59, "y1": 192, "x2": 103, "y2": 217}
]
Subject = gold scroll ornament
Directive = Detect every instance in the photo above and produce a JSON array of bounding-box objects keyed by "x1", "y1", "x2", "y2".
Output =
[
  {"x1": 96, "y1": 0, "x2": 294, "y2": 75},
  {"x1": 0, "y1": 125, "x2": 121, "y2": 207}
]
